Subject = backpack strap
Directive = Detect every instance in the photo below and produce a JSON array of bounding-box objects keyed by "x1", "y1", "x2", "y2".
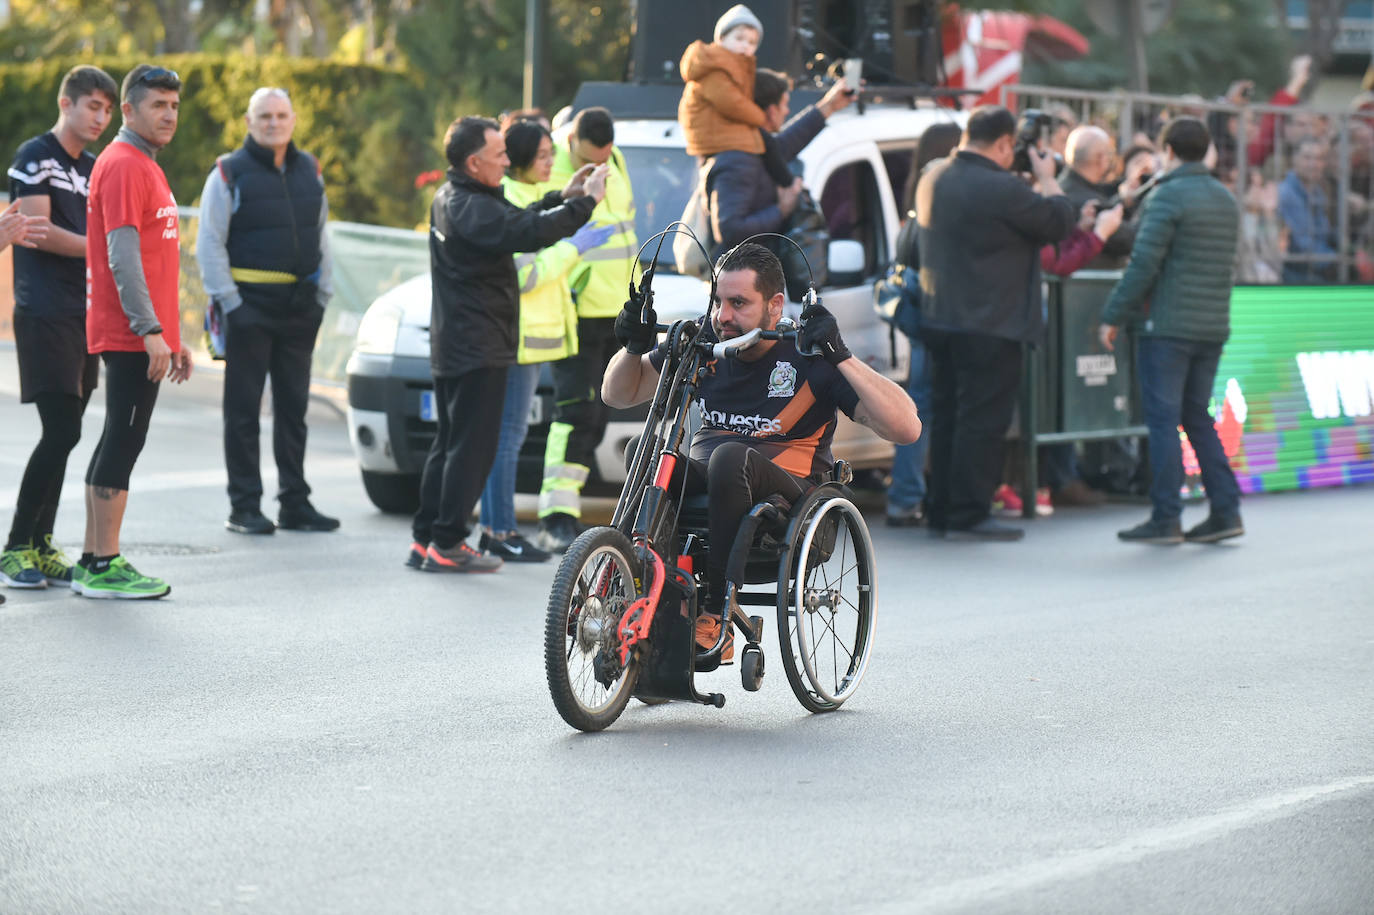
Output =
[{"x1": 215, "y1": 154, "x2": 235, "y2": 192}]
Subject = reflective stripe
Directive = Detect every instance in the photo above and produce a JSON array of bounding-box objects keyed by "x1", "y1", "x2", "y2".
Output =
[
  {"x1": 513, "y1": 252, "x2": 537, "y2": 268},
  {"x1": 580, "y1": 245, "x2": 637, "y2": 262},
  {"x1": 523, "y1": 334, "x2": 565, "y2": 350},
  {"x1": 230, "y1": 267, "x2": 297, "y2": 284},
  {"x1": 519, "y1": 264, "x2": 541, "y2": 293},
  {"x1": 544, "y1": 421, "x2": 574, "y2": 467},
  {"x1": 543, "y1": 462, "x2": 590, "y2": 484},
  {"x1": 538, "y1": 489, "x2": 583, "y2": 516}
]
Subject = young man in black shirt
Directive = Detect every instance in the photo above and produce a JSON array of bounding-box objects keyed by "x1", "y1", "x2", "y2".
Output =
[
  {"x1": 603, "y1": 243, "x2": 920, "y2": 656},
  {"x1": 2, "y1": 65, "x2": 118, "y2": 591}
]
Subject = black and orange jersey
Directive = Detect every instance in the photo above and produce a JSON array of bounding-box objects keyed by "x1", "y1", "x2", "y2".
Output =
[{"x1": 650, "y1": 323, "x2": 860, "y2": 480}]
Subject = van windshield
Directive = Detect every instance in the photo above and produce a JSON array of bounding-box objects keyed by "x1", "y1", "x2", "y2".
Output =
[{"x1": 619, "y1": 145, "x2": 698, "y2": 273}]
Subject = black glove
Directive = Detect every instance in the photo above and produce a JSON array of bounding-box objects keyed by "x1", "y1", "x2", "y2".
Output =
[
  {"x1": 798, "y1": 301, "x2": 851, "y2": 366},
  {"x1": 615, "y1": 293, "x2": 658, "y2": 355}
]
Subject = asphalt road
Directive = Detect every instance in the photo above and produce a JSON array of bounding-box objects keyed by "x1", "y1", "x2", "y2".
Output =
[{"x1": 2, "y1": 349, "x2": 1372, "y2": 914}]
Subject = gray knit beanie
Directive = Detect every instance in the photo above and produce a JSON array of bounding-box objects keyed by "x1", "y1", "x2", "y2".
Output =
[{"x1": 714, "y1": 4, "x2": 763, "y2": 43}]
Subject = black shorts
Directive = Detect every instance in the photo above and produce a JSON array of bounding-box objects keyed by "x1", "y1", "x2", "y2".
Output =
[{"x1": 13, "y1": 310, "x2": 99, "y2": 404}]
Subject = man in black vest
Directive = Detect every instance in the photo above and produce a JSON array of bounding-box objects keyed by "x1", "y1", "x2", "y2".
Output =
[{"x1": 196, "y1": 87, "x2": 337, "y2": 535}]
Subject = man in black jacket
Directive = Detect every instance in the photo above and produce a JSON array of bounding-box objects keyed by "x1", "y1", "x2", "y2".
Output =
[
  {"x1": 706, "y1": 68, "x2": 852, "y2": 256},
  {"x1": 1058, "y1": 125, "x2": 1149, "y2": 270},
  {"x1": 410, "y1": 116, "x2": 605, "y2": 574},
  {"x1": 916, "y1": 106, "x2": 1076, "y2": 541}
]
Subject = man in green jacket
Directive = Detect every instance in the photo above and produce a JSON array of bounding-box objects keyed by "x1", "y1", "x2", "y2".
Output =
[{"x1": 1099, "y1": 117, "x2": 1243, "y2": 545}]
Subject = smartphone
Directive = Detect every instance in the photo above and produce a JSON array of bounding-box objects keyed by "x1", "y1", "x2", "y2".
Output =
[{"x1": 843, "y1": 58, "x2": 863, "y2": 93}]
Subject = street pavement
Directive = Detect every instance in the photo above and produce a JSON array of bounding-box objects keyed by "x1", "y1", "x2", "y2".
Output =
[{"x1": 2, "y1": 347, "x2": 1372, "y2": 914}]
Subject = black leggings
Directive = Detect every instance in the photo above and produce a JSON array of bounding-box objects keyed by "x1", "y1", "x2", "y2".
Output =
[
  {"x1": 627, "y1": 439, "x2": 811, "y2": 611},
  {"x1": 85, "y1": 351, "x2": 161, "y2": 492},
  {"x1": 6, "y1": 391, "x2": 91, "y2": 550}
]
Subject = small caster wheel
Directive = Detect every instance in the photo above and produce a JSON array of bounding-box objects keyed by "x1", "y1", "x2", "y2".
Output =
[
  {"x1": 741, "y1": 647, "x2": 765, "y2": 691},
  {"x1": 635, "y1": 695, "x2": 670, "y2": 706}
]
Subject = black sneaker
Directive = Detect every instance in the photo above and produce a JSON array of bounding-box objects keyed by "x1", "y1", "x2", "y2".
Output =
[
  {"x1": 421, "y1": 541, "x2": 502, "y2": 573},
  {"x1": 480, "y1": 532, "x2": 551, "y2": 563},
  {"x1": 226, "y1": 510, "x2": 276, "y2": 535},
  {"x1": 534, "y1": 514, "x2": 583, "y2": 553},
  {"x1": 278, "y1": 502, "x2": 340, "y2": 532},
  {"x1": 405, "y1": 540, "x2": 426, "y2": 569},
  {"x1": 1184, "y1": 514, "x2": 1244, "y2": 543},
  {"x1": 1117, "y1": 517, "x2": 1184, "y2": 545}
]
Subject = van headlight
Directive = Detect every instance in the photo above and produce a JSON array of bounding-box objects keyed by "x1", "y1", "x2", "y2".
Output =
[{"x1": 354, "y1": 300, "x2": 403, "y2": 355}]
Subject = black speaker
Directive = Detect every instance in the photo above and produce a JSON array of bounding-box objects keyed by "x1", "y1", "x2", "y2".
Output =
[{"x1": 629, "y1": 0, "x2": 800, "y2": 83}]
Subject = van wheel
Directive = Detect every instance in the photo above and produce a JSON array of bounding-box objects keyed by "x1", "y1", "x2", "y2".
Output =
[{"x1": 361, "y1": 471, "x2": 420, "y2": 514}]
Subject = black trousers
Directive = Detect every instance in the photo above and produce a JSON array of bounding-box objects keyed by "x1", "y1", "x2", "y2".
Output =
[
  {"x1": 86, "y1": 351, "x2": 161, "y2": 491},
  {"x1": 223, "y1": 308, "x2": 321, "y2": 513},
  {"x1": 413, "y1": 366, "x2": 509, "y2": 549},
  {"x1": 548, "y1": 317, "x2": 619, "y2": 468},
  {"x1": 6, "y1": 391, "x2": 91, "y2": 550},
  {"x1": 923, "y1": 329, "x2": 1023, "y2": 531},
  {"x1": 627, "y1": 439, "x2": 810, "y2": 611}
]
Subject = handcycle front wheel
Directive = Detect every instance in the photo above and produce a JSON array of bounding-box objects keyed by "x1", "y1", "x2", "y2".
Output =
[
  {"x1": 776, "y1": 491, "x2": 877, "y2": 713},
  {"x1": 544, "y1": 526, "x2": 642, "y2": 732}
]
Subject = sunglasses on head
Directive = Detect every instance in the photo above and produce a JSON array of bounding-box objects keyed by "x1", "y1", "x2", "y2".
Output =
[{"x1": 136, "y1": 67, "x2": 180, "y2": 87}]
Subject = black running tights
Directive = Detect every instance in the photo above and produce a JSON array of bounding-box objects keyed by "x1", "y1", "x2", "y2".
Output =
[{"x1": 6, "y1": 391, "x2": 91, "y2": 550}]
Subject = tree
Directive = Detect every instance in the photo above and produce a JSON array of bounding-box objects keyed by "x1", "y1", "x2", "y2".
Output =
[{"x1": 1021, "y1": 0, "x2": 1292, "y2": 97}]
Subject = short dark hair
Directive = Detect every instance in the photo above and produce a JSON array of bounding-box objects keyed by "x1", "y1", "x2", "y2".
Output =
[
  {"x1": 59, "y1": 65, "x2": 117, "y2": 107},
  {"x1": 1160, "y1": 117, "x2": 1211, "y2": 162},
  {"x1": 1121, "y1": 143, "x2": 1157, "y2": 174},
  {"x1": 444, "y1": 116, "x2": 500, "y2": 170},
  {"x1": 754, "y1": 68, "x2": 792, "y2": 110},
  {"x1": 964, "y1": 105, "x2": 1017, "y2": 147},
  {"x1": 504, "y1": 119, "x2": 551, "y2": 173},
  {"x1": 716, "y1": 242, "x2": 785, "y2": 302},
  {"x1": 121, "y1": 63, "x2": 181, "y2": 108},
  {"x1": 573, "y1": 107, "x2": 614, "y2": 148}
]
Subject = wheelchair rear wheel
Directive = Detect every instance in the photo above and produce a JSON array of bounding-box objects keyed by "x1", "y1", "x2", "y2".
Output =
[
  {"x1": 776, "y1": 491, "x2": 877, "y2": 713},
  {"x1": 545, "y1": 527, "x2": 642, "y2": 731}
]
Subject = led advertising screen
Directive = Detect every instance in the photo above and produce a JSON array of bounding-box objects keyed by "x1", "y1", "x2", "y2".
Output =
[{"x1": 1192, "y1": 285, "x2": 1374, "y2": 493}]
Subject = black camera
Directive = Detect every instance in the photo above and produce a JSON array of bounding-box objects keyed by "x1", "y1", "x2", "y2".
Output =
[{"x1": 1011, "y1": 109, "x2": 1058, "y2": 174}]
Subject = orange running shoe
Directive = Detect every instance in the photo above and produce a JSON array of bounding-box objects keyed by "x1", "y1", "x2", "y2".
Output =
[{"x1": 694, "y1": 613, "x2": 735, "y2": 664}]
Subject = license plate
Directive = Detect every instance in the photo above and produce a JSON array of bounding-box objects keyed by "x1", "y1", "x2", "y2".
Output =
[{"x1": 419, "y1": 389, "x2": 436, "y2": 422}]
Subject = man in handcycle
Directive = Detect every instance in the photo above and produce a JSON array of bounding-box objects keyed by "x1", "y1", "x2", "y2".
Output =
[{"x1": 602, "y1": 243, "x2": 921, "y2": 661}]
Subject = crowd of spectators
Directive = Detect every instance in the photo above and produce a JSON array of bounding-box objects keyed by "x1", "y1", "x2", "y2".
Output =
[{"x1": 1024, "y1": 54, "x2": 1374, "y2": 287}]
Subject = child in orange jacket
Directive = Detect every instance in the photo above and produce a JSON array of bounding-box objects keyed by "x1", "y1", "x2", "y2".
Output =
[{"x1": 679, "y1": 5, "x2": 791, "y2": 186}]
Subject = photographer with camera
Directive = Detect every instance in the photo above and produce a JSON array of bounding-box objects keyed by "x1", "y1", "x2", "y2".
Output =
[
  {"x1": 915, "y1": 106, "x2": 1076, "y2": 541},
  {"x1": 1059, "y1": 126, "x2": 1150, "y2": 271}
]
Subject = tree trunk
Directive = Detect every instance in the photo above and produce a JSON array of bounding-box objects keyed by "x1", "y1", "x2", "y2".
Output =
[
  {"x1": 300, "y1": 0, "x2": 329, "y2": 56},
  {"x1": 153, "y1": 0, "x2": 196, "y2": 52},
  {"x1": 1303, "y1": 0, "x2": 1349, "y2": 75}
]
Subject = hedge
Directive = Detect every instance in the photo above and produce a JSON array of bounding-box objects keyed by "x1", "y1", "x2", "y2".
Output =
[{"x1": 0, "y1": 55, "x2": 438, "y2": 227}]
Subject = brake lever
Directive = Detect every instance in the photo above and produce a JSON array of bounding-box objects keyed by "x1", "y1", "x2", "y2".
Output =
[{"x1": 794, "y1": 289, "x2": 823, "y2": 358}]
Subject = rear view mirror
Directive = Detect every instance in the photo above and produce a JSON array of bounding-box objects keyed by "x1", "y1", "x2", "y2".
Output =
[{"x1": 827, "y1": 239, "x2": 865, "y2": 287}]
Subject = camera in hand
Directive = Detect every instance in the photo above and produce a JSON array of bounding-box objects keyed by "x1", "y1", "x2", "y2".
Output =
[{"x1": 1010, "y1": 109, "x2": 1063, "y2": 174}]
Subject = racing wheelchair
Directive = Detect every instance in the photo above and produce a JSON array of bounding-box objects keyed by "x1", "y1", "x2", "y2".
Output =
[{"x1": 544, "y1": 230, "x2": 878, "y2": 732}]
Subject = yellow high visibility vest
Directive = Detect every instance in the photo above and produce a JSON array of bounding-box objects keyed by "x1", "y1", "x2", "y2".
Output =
[
  {"x1": 544, "y1": 136, "x2": 639, "y2": 319},
  {"x1": 502, "y1": 176, "x2": 580, "y2": 364}
]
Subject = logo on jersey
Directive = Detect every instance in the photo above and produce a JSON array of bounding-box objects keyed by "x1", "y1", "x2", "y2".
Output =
[{"x1": 767, "y1": 361, "x2": 797, "y2": 398}]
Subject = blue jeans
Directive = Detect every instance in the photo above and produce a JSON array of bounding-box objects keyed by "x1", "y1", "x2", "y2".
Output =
[
  {"x1": 887, "y1": 336, "x2": 931, "y2": 514},
  {"x1": 1136, "y1": 336, "x2": 1241, "y2": 522},
  {"x1": 478, "y1": 363, "x2": 540, "y2": 535}
]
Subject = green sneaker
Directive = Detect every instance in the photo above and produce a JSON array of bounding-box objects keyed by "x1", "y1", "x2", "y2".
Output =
[
  {"x1": 71, "y1": 563, "x2": 89, "y2": 595},
  {"x1": 0, "y1": 545, "x2": 48, "y2": 589},
  {"x1": 79, "y1": 556, "x2": 170, "y2": 600},
  {"x1": 32, "y1": 535, "x2": 75, "y2": 588}
]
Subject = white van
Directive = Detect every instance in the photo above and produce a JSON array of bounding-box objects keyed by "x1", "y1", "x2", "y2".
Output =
[{"x1": 346, "y1": 87, "x2": 961, "y2": 512}]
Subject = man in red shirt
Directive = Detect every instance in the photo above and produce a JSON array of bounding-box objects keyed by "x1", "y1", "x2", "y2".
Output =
[{"x1": 78, "y1": 64, "x2": 194, "y2": 599}]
